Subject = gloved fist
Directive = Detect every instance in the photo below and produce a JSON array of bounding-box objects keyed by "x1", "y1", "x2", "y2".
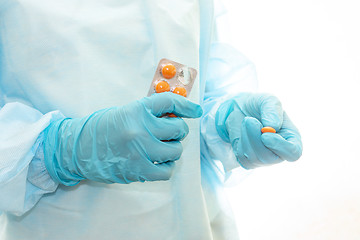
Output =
[
  {"x1": 215, "y1": 93, "x2": 302, "y2": 169},
  {"x1": 43, "y1": 92, "x2": 203, "y2": 185}
]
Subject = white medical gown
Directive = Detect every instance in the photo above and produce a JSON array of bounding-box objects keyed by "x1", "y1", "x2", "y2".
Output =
[{"x1": 0, "y1": 0, "x2": 257, "y2": 239}]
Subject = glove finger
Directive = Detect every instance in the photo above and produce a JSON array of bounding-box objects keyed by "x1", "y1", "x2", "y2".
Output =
[
  {"x1": 262, "y1": 112, "x2": 302, "y2": 162},
  {"x1": 226, "y1": 107, "x2": 246, "y2": 144},
  {"x1": 119, "y1": 155, "x2": 176, "y2": 183},
  {"x1": 144, "y1": 92, "x2": 203, "y2": 118},
  {"x1": 149, "y1": 117, "x2": 189, "y2": 141},
  {"x1": 141, "y1": 161, "x2": 176, "y2": 181},
  {"x1": 258, "y1": 94, "x2": 283, "y2": 131},
  {"x1": 146, "y1": 140, "x2": 183, "y2": 163},
  {"x1": 215, "y1": 99, "x2": 236, "y2": 142},
  {"x1": 234, "y1": 117, "x2": 282, "y2": 169},
  {"x1": 279, "y1": 112, "x2": 302, "y2": 143},
  {"x1": 261, "y1": 133, "x2": 302, "y2": 162}
]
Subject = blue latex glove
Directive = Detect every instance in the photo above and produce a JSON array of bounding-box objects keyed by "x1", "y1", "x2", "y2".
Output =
[
  {"x1": 215, "y1": 93, "x2": 302, "y2": 169},
  {"x1": 43, "y1": 93, "x2": 203, "y2": 185}
]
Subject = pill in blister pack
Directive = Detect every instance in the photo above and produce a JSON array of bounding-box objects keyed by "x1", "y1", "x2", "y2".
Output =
[{"x1": 147, "y1": 59, "x2": 197, "y2": 99}]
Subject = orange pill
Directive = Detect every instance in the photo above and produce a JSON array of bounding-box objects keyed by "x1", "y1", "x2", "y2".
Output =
[
  {"x1": 261, "y1": 127, "x2": 276, "y2": 133},
  {"x1": 155, "y1": 81, "x2": 170, "y2": 93},
  {"x1": 167, "y1": 113, "x2": 178, "y2": 118},
  {"x1": 172, "y1": 87, "x2": 187, "y2": 97},
  {"x1": 162, "y1": 64, "x2": 176, "y2": 79}
]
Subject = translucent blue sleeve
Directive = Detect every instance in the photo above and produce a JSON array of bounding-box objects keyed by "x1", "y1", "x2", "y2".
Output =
[
  {"x1": 0, "y1": 102, "x2": 64, "y2": 216},
  {"x1": 200, "y1": 42, "x2": 258, "y2": 182}
]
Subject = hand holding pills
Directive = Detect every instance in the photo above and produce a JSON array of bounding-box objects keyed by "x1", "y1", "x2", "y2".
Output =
[{"x1": 215, "y1": 93, "x2": 302, "y2": 169}]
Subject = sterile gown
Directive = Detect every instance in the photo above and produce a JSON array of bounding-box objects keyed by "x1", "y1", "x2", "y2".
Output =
[{"x1": 0, "y1": 0, "x2": 257, "y2": 239}]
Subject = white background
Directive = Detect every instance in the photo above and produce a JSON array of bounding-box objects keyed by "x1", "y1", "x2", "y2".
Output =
[{"x1": 218, "y1": 0, "x2": 360, "y2": 239}]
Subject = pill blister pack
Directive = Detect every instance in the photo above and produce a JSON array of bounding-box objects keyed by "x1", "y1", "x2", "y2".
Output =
[{"x1": 147, "y1": 58, "x2": 197, "y2": 98}]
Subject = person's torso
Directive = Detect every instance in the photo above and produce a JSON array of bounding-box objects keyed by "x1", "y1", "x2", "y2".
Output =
[{"x1": 0, "y1": 1, "x2": 219, "y2": 239}]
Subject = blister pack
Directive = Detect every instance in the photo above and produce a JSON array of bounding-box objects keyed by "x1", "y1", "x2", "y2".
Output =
[{"x1": 147, "y1": 58, "x2": 197, "y2": 99}]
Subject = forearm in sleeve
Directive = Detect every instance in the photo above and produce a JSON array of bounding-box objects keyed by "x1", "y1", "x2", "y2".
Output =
[
  {"x1": 200, "y1": 42, "x2": 258, "y2": 180},
  {"x1": 0, "y1": 102, "x2": 64, "y2": 216}
]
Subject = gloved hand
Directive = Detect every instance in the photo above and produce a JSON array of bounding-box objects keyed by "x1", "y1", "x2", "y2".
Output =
[
  {"x1": 215, "y1": 93, "x2": 302, "y2": 169},
  {"x1": 43, "y1": 92, "x2": 203, "y2": 185}
]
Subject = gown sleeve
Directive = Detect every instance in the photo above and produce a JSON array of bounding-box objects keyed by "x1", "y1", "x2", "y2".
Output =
[
  {"x1": 0, "y1": 102, "x2": 64, "y2": 216},
  {"x1": 200, "y1": 42, "x2": 258, "y2": 182}
]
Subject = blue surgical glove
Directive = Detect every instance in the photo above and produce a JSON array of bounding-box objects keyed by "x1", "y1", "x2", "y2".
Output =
[
  {"x1": 43, "y1": 92, "x2": 203, "y2": 185},
  {"x1": 215, "y1": 93, "x2": 302, "y2": 169}
]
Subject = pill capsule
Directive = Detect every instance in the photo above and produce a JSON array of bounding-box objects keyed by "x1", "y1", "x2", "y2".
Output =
[
  {"x1": 155, "y1": 81, "x2": 170, "y2": 93},
  {"x1": 162, "y1": 64, "x2": 177, "y2": 79},
  {"x1": 261, "y1": 127, "x2": 276, "y2": 133},
  {"x1": 172, "y1": 87, "x2": 187, "y2": 97}
]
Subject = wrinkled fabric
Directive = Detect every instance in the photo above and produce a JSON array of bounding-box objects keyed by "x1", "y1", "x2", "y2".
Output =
[
  {"x1": 0, "y1": 0, "x2": 257, "y2": 239},
  {"x1": 0, "y1": 103, "x2": 61, "y2": 216},
  {"x1": 201, "y1": 43, "x2": 258, "y2": 173}
]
